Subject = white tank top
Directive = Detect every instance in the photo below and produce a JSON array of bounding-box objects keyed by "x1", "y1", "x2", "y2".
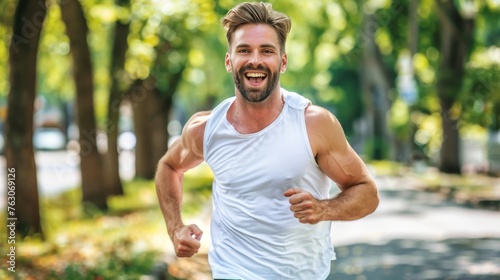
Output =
[{"x1": 204, "y1": 89, "x2": 335, "y2": 280}]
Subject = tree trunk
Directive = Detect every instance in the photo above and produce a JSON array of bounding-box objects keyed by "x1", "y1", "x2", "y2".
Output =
[
  {"x1": 487, "y1": 102, "x2": 500, "y2": 176},
  {"x1": 132, "y1": 78, "x2": 171, "y2": 179},
  {"x1": 360, "y1": 14, "x2": 396, "y2": 160},
  {"x1": 435, "y1": 0, "x2": 474, "y2": 174},
  {"x1": 132, "y1": 79, "x2": 156, "y2": 179},
  {"x1": 133, "y1": 39, "x2": 184, "y2": 179},
  {"x1": 60, "y1": 0, "x2": 106, "y2": 209},
  {"x1": 492, "y1": 102, "x2": 500, "y2": 131},
  {"x1": 103, "y1": 1, "x2": 130, "y2": 196},
  {"x1": 439, "y1": 97, "x2": 461, "y2": 173},
  {"x1": 151, "y1": 94, "x2": 172, "y2": 166},
  {"x1": 5, "y1": 0, "x2": 47, "y2": 237}
]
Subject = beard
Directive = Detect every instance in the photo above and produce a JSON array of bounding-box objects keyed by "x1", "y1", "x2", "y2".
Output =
[{"x1": 233, "y1": 64, "x2": 280, "y2": 103}]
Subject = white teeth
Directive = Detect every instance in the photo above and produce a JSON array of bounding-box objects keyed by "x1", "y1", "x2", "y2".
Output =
[{"x1": 246, "y1": 73, "x2": 266, "y2": 78}]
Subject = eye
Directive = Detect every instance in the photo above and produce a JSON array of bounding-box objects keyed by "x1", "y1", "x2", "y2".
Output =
[
  {"x1": 263, "y1": 49, "x2": 275, "y2": 54},
  {"x1": 237, "y1": 49, "x2": 250, "y2": 54}
]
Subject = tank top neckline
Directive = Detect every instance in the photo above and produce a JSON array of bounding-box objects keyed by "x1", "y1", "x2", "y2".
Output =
[{"x1": 223, "y1": 94, "x2": 288, "y2": 137}]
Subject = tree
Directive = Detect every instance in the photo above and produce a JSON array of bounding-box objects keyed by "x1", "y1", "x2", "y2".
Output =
[
  {"x1": 103, "y1": 0, "x2": 131, "y2": 196},
  {"x1": 132, "y1": 71, "x2": 179, "y2": 179},
  {"x1": 435, "y1": 0, "x2": 475, "y2": 174},
  {"x1": 5, "y1": 0, "x2": 47, "y2": 237},
  {"x1": 132, "y1": 57, "x2": 184, "y2": 180},
  {"x1": 60, "y1": 0, "x2": 107, "y2": 209},
  {"x1": 359, "y1": 12, "x2": 398, "y2": 160},
  {"x1": 131, "y1": 77, "x2": 159, "y2": 179},
  {"x1": 130, "y1": 0, "x2": 215, "y2": 178}
]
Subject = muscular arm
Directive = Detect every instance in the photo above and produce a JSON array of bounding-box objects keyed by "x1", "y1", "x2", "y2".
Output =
[
  {"x1": 285, "y1": 105, "x2": 379, "y2": 223},
  {"x1": 155, "y1": 111, "x2": 210, "y2": 257}
]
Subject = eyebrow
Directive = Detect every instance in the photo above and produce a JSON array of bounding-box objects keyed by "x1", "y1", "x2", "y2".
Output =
[{"x1": 235, "y1": 43, "x2": 278, "y2": 50}]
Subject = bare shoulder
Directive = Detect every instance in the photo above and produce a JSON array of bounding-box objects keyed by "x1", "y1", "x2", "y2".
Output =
[
  {"x1": 304, "y1": 105, "x2": 340, "y2": 129},
  {"x1": 305, "y1": 105, "x2": 344, "y2": 155},
  {"x1": 183, "y1": 111, "x2": 211, "y2": 134},
  {"x1": 180, "y1": 111, "x2": 211, "y2": 157}
]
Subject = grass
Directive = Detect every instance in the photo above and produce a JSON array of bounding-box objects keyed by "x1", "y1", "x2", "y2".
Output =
[{"x1": 0, "y1": 164, "x2": 214, "y2": 280}]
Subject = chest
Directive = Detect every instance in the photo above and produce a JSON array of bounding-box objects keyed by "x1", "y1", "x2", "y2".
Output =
[{"x1": 206, "y1": 117, "x2": 312, "y2": 191}]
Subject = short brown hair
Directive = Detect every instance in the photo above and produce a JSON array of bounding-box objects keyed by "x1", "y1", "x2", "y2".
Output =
[{"x1": 221, "y1": 2, "x2": 291, "y2": 53}]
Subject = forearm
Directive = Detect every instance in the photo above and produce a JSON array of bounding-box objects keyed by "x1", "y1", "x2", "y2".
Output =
[
  {"x1": 321, "y1": 181, "x2": 379, "y2": 221},
  {"x1": 155, "y1": 161, "x2": 185, "y2": 238}
]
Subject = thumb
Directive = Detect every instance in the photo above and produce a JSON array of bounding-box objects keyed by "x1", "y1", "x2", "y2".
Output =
[{"x1": 189, "y1": 224, "x2": 203, "y2": 241}]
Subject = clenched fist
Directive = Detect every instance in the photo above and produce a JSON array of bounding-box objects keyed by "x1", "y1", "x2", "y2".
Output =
[
  {"x1": 284, "y1": 188, "x2": 325, "y2": 224},
  {"x1": 171, "y1": 224, "x2": 203, "y2": 257}
]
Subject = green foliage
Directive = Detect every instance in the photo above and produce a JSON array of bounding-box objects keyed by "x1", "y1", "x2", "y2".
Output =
[
  {"x1": 461, "y1": 65, "x2": 499, "y2": 127},
  {"x1": 389, "y1": 98, "x2": 411, "y2": 138},
  {"x1": 327, "y1": 65, "x2": 363, "y2": 136},
  {"x1": 0, "y1": 0, "x2": 15, "y2": 99},
  {"x1": 37, "y1": 2, "x2": 74, "y2": 103}
]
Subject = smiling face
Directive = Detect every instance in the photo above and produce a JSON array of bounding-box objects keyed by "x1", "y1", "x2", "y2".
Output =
[{"x1": 225, "y1": 24, "x2": 287, "y2": 103}]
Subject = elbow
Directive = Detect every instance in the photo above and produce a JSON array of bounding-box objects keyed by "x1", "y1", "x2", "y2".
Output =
[
  {"x1": 354, "y1": 179, "x2": 379, "y2": 219},
  {"x1": 366, "y1": 181, "x2": 380, "y2": 215},
  {"x1": 370, "y1": 193, "x2": 380, "y2": 215}
]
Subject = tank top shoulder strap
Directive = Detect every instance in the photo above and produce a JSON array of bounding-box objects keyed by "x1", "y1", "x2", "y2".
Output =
[
  {"x1": 207, "y1": 96, "x2": 235, "y2": 124},
  {"x1": 203, "y1": 96, "x2": 235, "y2": 158},
  {"x1": 281, "y1": 88, "x2": 311, "y2": 110}
]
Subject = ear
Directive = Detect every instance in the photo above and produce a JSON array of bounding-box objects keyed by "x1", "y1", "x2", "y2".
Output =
[
  {"x1": 280, "y1": 52, "x2": 288, "y2": 73},
  {"x1": 225, "y1": 53, "x2": 232, "y2": 72}
]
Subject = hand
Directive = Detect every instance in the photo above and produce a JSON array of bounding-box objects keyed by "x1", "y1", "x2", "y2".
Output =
[
  {"x1": 171, "y1": 224, "x2": 203, "y2": 257},
  {"x1": 284, "y1": 188, "x2": 324, "y2": 224}
]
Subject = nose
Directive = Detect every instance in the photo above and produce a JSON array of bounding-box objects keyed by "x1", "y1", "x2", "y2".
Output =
[{"x1": 248, "y1": 50, "x2": 262, "y2": 67}]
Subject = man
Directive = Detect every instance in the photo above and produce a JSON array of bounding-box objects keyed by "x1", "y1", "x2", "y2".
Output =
[{"x1": 155, "y1": 2, "x2": 379, "y2": 279}]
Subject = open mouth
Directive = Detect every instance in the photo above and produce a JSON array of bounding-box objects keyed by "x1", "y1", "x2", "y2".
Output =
[{"x1": 245, "y1": 72, "x2": 268, "y2": 85}]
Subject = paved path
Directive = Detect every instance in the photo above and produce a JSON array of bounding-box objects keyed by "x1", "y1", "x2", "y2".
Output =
[
  {"x1": 331, "y1": 176, "x2": 500, "y2": 246},
  {"x1": 326, "y1": 176, "x2": 500, "y2": 279}
]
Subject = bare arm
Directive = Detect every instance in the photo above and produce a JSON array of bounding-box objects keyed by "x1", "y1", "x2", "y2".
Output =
[
  {"x1": 285, "y1": 105, "x2": 379, "y2": 223},
  {"x1": 155, "y1": 111, "x2": 210, "y2": 257}
]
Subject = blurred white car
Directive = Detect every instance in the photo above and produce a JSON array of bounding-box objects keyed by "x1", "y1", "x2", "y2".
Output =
[{"x1": 33, "y1": 128, "x2": 66, "y2": 151}]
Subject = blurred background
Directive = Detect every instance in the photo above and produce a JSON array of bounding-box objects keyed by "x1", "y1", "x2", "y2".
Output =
[{"x1": 0, "y1": 0, "x2": 499, "y2": 279}]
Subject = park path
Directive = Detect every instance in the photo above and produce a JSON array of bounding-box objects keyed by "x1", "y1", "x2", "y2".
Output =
[{"x1": 327, "y1": 175, "x2": 500, "y2": 279}]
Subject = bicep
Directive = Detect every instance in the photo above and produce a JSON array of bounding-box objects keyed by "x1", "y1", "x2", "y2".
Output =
[
  {"x1": 160, "y1": 112, "x2": 209, "y2": 174},
  {"x1": 307, "y1": 107, "x2": 371, "y2": 190},
  {"x1": 318, "y1": 141, "x2": 372, "y2": 191}
]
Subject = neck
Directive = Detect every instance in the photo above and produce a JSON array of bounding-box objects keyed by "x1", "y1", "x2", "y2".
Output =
[{"x1": 228, "y1": 87, "x2": 284, "y2": 134}]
